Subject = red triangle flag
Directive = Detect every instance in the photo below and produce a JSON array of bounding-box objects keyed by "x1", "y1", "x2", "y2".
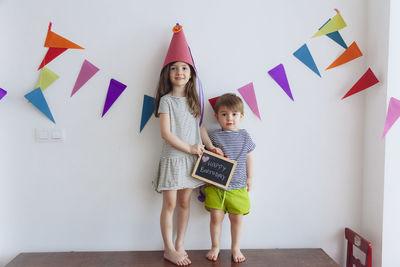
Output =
[
  {"x1": 342, "y1": 68, "x2": 379, "y2": 99},
  {"x1": 38, "y1": 47, "x2": 68, "y2": 70},
  {"x1": 208, "y1": 96, "x2": 220, "y2": 112}
]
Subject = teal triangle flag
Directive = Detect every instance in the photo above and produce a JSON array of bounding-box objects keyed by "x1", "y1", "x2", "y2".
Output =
[
  {"x1": 326, "y1": 31, "x2": 347, "y2": 49},
  {"x1": 24, "y1": 88, "x2": 55, "y2": 123},
  {"x1": 293, "y1": 44, "x2": 321, "y2": 77},
  {"x1": 319, "y1": 19, "x2": 347, "y2": 49},
  {"x1": 140, "y1": 95, "x2": 155, "y2": 132}
]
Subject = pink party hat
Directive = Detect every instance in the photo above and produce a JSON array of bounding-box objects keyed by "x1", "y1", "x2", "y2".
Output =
[{"x1": 162, "y1": 24, "x2": 194, "y2": 70}]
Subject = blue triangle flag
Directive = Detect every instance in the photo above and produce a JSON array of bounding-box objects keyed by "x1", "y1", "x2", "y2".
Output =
[
  {"x1": 140, "y1": 95, "x2": 155, "y2": 132},
  {"x1": 293, "y1": 44, "x2": 321, "y2": 77},
  {"x1": 24, "y1": 88, "x2": 55, "y2": 123}
]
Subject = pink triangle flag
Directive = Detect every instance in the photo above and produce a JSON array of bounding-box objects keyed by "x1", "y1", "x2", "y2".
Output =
[
  {"x1": 71, "y1": 60, "x2": 100, "y2": 97},
  {"x1": 382, "y1": 97, "x2": 400, "y2": 138},
  {"x1": 237, "y1": 82, "x2": 261, "y2": 120}
]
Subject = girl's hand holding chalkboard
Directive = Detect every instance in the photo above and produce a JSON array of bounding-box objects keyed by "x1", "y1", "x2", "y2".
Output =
[{"x1": 190, "y1": 144, "x2": 205, "y2": 156}]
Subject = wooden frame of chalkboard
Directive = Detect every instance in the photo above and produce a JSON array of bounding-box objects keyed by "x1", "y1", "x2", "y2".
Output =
[{"x1": 192, "y1": 150, "x2": 237, "y2": 190}]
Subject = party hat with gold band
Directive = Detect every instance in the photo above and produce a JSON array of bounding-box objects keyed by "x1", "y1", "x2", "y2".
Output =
[{"x1": 162, "y1": 24, "x2": 195, "y2": 70}]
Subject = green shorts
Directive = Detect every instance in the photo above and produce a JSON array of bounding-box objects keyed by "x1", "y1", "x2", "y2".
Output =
[{"x1": 204, "y1": 186, "x2": 250, "y2": 215}]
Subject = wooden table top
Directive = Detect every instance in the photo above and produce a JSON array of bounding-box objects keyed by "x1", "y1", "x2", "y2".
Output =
[{"x1": 7, "y1": 248, "x2": 340, "y2": 267}]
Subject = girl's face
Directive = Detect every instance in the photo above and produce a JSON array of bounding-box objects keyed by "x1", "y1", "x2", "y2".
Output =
[{"x1": 169, "y1": 62, "x2": 191, "y2": 89}]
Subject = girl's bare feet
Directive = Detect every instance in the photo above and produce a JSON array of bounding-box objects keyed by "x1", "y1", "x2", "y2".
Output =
[
  {"x1": 164, "y1": 249, "x2": 191, "y2": 266},
  {"x1": 206, "y1": 247, "x2": 220, "y2": 261},
  {"x1": 175, "y1": 245, "x2": 188, "y2": 258},
  {"x1": 232, "y1": 248, "x2": 246, "y2": 263}
]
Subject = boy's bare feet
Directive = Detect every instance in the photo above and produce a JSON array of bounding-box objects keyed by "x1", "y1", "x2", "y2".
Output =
[
  {"x1": 206, "y1": 247, "x2": 220, "y2": 261},
  {"x1": 164, "y1": 249, "x2": 191, "y2": 266},
  {"x1": 232, "y1": 248, "x2": 246, "y2": 263}
]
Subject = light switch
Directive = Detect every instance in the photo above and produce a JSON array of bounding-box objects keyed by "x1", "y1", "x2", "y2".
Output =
[
  {"x1": 35, "y1": 128, "x2": 49, "y2": 141},
  {"x1": 51, "y1": 129, "x2": 63, "y2": 139},
  {"x1": 35, "y1": 128, "x2": 65, "y2": 143}
]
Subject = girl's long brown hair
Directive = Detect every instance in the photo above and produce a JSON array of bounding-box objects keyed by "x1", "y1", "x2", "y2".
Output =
[{"x1": 154, "y1": 62, "x2": 200, "y2": 118}]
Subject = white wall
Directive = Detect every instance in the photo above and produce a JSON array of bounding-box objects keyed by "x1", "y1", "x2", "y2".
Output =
[
  {"x1": 362, "y1": 0, "x2": 390, "y2": 266},
  {"x1": 0, "y1": 1, "x2": 368, "y2": 266},
  {"x1": 382, "y1": 0, "x2": 400, "y2": 266}
]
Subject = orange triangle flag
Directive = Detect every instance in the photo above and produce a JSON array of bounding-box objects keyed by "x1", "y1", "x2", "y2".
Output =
[
  {"x1": 326, "y1": 42, "x2": 362, "y2": 70},
  {"x1": 44, "y1": 22, "x2": 84, "y2": 49}
]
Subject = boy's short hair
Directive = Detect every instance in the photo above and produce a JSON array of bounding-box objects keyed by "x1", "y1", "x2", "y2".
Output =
[{"x1": 214, "y1": 93, "x2": 244, "y2": 114}]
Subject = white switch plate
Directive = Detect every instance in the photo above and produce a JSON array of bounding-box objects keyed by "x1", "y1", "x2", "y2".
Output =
[{"x1": 35, "y1": 128, "x2": 65, "y2": 143}]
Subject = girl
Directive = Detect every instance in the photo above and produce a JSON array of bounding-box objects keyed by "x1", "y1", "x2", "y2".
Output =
[{"x1": 153, "y1": 61, "x2": 220, "y2": 266}]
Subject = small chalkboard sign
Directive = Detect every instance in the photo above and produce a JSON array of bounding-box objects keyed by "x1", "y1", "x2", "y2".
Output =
[{"x1": 192, "y1": 150, "x2": 237, "y2": 190}]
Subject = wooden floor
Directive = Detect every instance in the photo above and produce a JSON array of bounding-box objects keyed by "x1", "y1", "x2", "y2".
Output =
[{"x1": 7, "y1": 249, "x2": 340, "y2": 267}]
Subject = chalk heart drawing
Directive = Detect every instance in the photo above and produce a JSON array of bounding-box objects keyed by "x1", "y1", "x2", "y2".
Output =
[{"x1": 202, "y1": 156, "x2": 210, "y2": 163}]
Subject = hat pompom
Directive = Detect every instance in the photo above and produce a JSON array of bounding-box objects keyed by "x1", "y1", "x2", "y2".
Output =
[{"x1": 173, "y1": 23, "x2": 182, "y2": 33}]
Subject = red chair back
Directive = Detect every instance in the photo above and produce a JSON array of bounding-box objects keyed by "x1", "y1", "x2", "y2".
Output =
[{"x1": 345, "y1": 227, "x2": 372, "y2": 267}]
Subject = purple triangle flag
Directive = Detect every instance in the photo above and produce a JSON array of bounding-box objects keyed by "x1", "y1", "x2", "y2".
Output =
[
  {"x1": 237, "y1": 82, "x2": 261, "y2": 120},
  {"x1": 0, "y1": 88, "x2": 7, "y2": 101},
  {"x1": 102, "y1": 79, "x2": 127, "y2": 117},
  {"x1": 268, "y1": 64, "x2": 293, "y2": 101},
  {"x1": 71, "y1": 59, "x2": 99, "y2": 97},
  {"x1": 382, "y1": 97, "x2": 400, "y2": 138}
]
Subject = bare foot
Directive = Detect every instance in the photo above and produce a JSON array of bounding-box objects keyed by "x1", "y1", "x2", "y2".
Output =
[
  {"x1": 164, "y1": 249, "x2": 191, "y2": 266},
  {"x1": 176, "y1": 246, "x2": 188, "y2": 258},
  {"x1": 206, "y1": 247, "x2": 220, "y2": 261},
  {"x1": 232, "y1": 248, "x2": 246, "y2": 263}
]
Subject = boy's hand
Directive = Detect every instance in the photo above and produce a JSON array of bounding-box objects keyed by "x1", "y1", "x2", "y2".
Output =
[
  {"x1": 190, "y1": 144, "x2": 205, "y2": 156},
  {"x1": 246, "y1": 178, "x2": 252, "y2": 192},
  {"x1": 211, "y1": 147, "x2": 224, "y2": 156}
]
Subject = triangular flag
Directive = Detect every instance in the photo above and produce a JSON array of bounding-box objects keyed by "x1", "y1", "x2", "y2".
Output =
[
  {"x1": 312, "y1": 12, "x2": 347, "y2": 38},
  {"x1": 0, "y1": 88, "x2": 7, "y2": 101},
  {"x1": 35, "y1": 66, "x2": 59, "y2": 91},
  {"x1": 293, "y1": 44, "x2": 321, "y2": 77},
  {"x1": 326, "y1": 42, "x2": 363, "y2": 70},
  {"x1": 268, "y1": 64, "x2": 294, "y2": 101},
  {"x1": 382, "y1": 97, "x2": 400, "y2": 138},
  {"x1": 237, "y1": 82, "x2": 261, "y2": 120},
  {"x1": 102, "y1": 79, "x2": 127, "y2": 117},
  {"x1": 24, "y1": 88, "x2": 55, "y2": 123},
  {"x1": 342, "y1": 68, "x2": 379, "y2": 99},
  {"x1": 38, "y1": 47, "x2": 67, "y2": 70},
  {"x1": 326, "y1": 31, "x2": 347, "y2": 49},
  {"x1": 140, "y1": 95, "x2": 155, "y2": 132},
  {"x1": 44, "y1": 22, "x2": 84, "y2": 49},
  {"x1": 71, "y1": 60, "x2": 100, "y2": 97},
  {"x1": 318, "y1": 19, "x2": 347, "y2": 48},
  {"x1": 208, "y1": 96, "x2": 220, "y2": 111}
]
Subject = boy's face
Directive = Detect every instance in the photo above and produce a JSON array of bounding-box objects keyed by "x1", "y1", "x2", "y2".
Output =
[
  {"x1": 169, "y1": 62, "x2": 191, "y2": 89},
  {"x1": 215, "y1": 106, "x2": 243, "y2": 131}
]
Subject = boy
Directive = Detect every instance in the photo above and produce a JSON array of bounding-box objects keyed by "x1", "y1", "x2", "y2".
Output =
[{"x1": 204, "y1": 93, "x2": 255, "y2": 263}]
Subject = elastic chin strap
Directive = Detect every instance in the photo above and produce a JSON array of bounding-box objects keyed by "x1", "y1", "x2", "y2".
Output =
[
  {"x1": 198, "y1": 76, "x2": 205, "y2": 126},
  {"x1": 187, "y1": 45, "x2": 204, "y2": 126}
]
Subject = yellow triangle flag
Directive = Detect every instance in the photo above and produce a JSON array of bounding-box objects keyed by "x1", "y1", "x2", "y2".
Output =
[
  {"x1": 312, "y1": 12, "x2": 347, "y2": 38},
  {"x1": 35, "y1": 67, "x2": 60, "y2": 91}
]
